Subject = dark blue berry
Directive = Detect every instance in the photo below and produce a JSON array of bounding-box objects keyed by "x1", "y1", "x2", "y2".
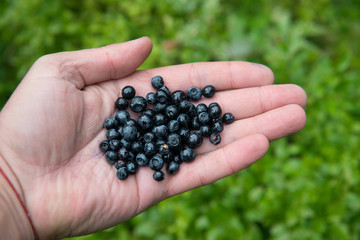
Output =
[
  {"x1": 105, "y1": 150, "x2": 119, "y2": 164},
  {"x1": 153, "y1": 170, "x2": 165, "y2": 181},
  {"x1": 202, "y1": 85, "x2": 216, "y2": 98},
  {"x1": 126, "y1": 161, "x2": 138, "y2": 175},
  {"x1": 153, "y1": 114, "x2": 167, "y2": 126},
  {"x1": 109, "y1": 139, "x2": 121, "y2": 151},
  {"x1": 198, "y1": 112, "x2": 210, "y2": 124},
  {"x1": 118, "y1": 147, "x2": 129, "y2": 160},
  {"x1": 186, "y1": 131, "x2": 203, "y2": 148},
  {"x1": 100, "y1": 140, "x2": 110, "y2": 152},
  {"x1": 127, "y1": 151, "x2": 136, "y2": 161},
  {"x1": 212, "y1": 121, "x2": 224, "y2": 133},
  {"x1": 106, "y1": 129, "x2": 121, "y2": 140},
  {"x1": 146, "y1": 92, "x2": 157, "y2": 104},
  {"x1": 125, "y1": 119, "x2": 137, "y2": 127},
  {"x1": 178, "y1": 100, "x2": 192, "y2": 113},
  {"x1": 151, "y1": 76, "x2": 164, "y2": 89},
  {"x1": 209, "y1": 133, "x2": 221, "y2": 145},
  {"x1": 187, "y1": 87, "x2": 202, "y2": 101},
  {"x1": 190, "y1": 116, "x2": 201, "y2": 130},
  {"x1": 152, "y1": 125, "x2": 168, "y2": 139},
  {"x1": 168, "y1": 120, "x2": 180, "y2": 133},
  {"x1": 122, "y1": 125, "x2": 138, "y2": 141},
  {"x1": 177, "y1": 113, "x2": 190, "y2": 127},
  {"x1": 138, "y1": 114, "x2": 153, "y2": 131},
  {"x1": 115, "y1": 160, "x2": 126, "y2": 169},
  {"x1": 156, "y1": 89, "x2": 169, "y2": 103},
  {"x1": 104, "y1": 116, "x2": 119, "y2": 130},
  {"x1": 159, "y1": 144, "x2": 170, "y2": 155},
  {"x1": 142, "y1": 109, "x2": 155, "y2": 118},
  {"x1": 149, "y1": 156, "x2": 165, "y2": 171},
  {"x1": 131, "y1": 141, "x2": 144, "y2": 154},
  {"x1": 180, "y1": 147, "x2": 196, "y2": 163},
  {"x1": 199, "y1": 125, "x2": 211, "y2": 137},
  {"x1": 115, "y1": 110, "x2": 130, "y2": 125},
  {"x1": 159, "y1": 86, "x2": 171, "y2": 95},
  {"x1": 117, "y1": 167, "x2": 128, "y2": 180},
  {"x1": 153, "y1": 102, "x2": 167, "y2": 113},
  {"x1": 222, "y1": 113, "x2": 235, "y2": 124},
  {"x1": 165, "y1": 105, "x2": 178, "y2": 120},
  {"x1": 162, "y1": 151, "x2": 174, "y2": 163},
  {"x1": 167, "y1": 133, "x2": 182, "y2": 150},
  {"x1": 208, "y1": 103, "x2": 222, "y2": 119},
  {"x1": 143, "y1": 132, "x2": 156, "y2": 143},
  {"x1": 170, "y1": 90, "x2": 187, "y2": 105},
  {"x1": 136, "y1": 153, "x2": 149, "y2": 166},
  {"x1": 144, "y1": 142, "x2": 157, "y2": 156},
  {"x1": 166, "y1": 161, "x2": 180, "y2": 175},
  {"x1": 120, "y1": 138, "x2": 132, "y2": 149},
  {"x1": 115, "y1": 97, "x2": 129, "y2": 110},
  {"x1": 122, "y1": 86, "x2": 136, "y2": 99},
  {"x1": 178, "y1": 128, "x2": 190, "y2": 141},
  {"x1": 196, "y1": 103, "x2": 208, "y2": 114},
  {"x1": 130, "y1": 96, "x2": 147, "y2": 113}
]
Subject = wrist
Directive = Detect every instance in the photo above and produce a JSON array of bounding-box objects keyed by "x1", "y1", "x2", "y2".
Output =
[{"x1": 0, "y1": 154, "x2": 38, "y2": 239}]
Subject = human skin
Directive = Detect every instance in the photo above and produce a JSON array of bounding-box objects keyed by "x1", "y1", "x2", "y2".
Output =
[{"x1": 0, "y1": 37, "x2": 307, "y2": 239}]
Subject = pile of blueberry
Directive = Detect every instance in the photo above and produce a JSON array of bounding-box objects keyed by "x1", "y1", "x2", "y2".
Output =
[{"x1": 99, "y1": 76, "x2": 235, "y2": 181}]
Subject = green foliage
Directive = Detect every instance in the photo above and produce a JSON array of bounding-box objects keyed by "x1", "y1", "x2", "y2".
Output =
[{"x1": 1, "y1": 0, "x2": 360, "y2": 239}]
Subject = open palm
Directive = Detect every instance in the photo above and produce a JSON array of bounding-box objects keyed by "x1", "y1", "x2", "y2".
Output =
[{"x1": 0, "y1": 37, "x2": 306, "y2": 239}]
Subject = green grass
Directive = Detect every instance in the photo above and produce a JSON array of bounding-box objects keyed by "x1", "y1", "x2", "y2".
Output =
[{"x1": 1, "y1": 0, "x2": 360, "y2": 239}]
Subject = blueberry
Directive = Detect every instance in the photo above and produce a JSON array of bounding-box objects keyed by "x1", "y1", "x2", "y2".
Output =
[
  {"x1": 144, "y1": 142, "x2": 157, "y2": 156},
  {"x1": 152, "y1": 125, "x2": 168, "y2": 139},
  {"x1": 146, "y1": 92, "x2": 157, "y2": 104},
  {"x1": 130, "y1": 96, "x2": 147, "y2": 113},
  {"x1": 122, "y1": 86, "x2": 136, "y2": 99},
  {"x1": 156, "y1": 89, "x2": 169, "y2": 103},
  {"x1": 127, "y1": 151, "x2": 136, "y2": 162},
  {"x1": 131, "y1": 141, "x2": 144, "y2": 154},
  {"x1": 212, "y1": 121, "x2": 224, "y2": 133},
  {"x1": 196, "y1": 103, "x2": 208, "y2": 114},
  {"x1": 178, "y1": 100, "x2": 192, "y2": 113},
  {"x1": 167, "y1": 133, "x2": 182, "y2": 150},
  {"x1": 156, "y1": 139, "x2": 166, "y2": 147},
  {"x1": 115, "y1": 160, "x2": 126, "y2": 169},
  {"x1": 120, "y1": 138, "x2": 132, "y2": 149},
  {"x1": 103, "y1": 116, "x2": 119, "y2": 130},
  {"x1": 222, "y1": 113, "x2": 235, "y2": 124},
  {"x1": 202, "y1": 85, "x2": 216, "y2": 98},
  {"x1": 186, "y1": 131, "x2": 203, "y2": 148},
  {"x1": 162, "y1": 151, "x2": 174, "y2": 163},
  {"x1": 106, "y1": 129, "x2": 121, "y2": 140},
  {"x1": 168, "y1": 119, "x2": 180, "y2": 133},
  {"x1": 159, "y1": 86, "x2": 170, "y2": 95},
  {"x1": 180, "y1": 147, "x2": 196, "y2": 163},
  {"x1": 198, "y1": 112, "x2": 210, "y2": 124},
  {"x1": 99, "y1": 140, "x2": 110, "y2": 152},
  {"x1": 170, "y1": 90, "x2": 187, "y2": 105},
  {"x1": 151, "y1": 75, "x2": 164, "y2": 89},
  {"x1": 117, "y1": 167, "x2": 128, "y2": 180},
  {"x1": 153, "y1": 170, "x2": 165, "y2": 181},
  {"x1": 109, "y1": 139, "x2": 122, "y2": 151},
  {"x1": 149, "y1": 156, "x2": 165, "y2": 171},
  {"x1": 209, "y1": 133, "x2": 221, "y2": 145},
  {"x1": 166, "y1": 161, "x2": 180, "y2": 175},
  {"x1": 105, "y1": 150, "x2": 119, "y2": 164},
  {"x1": 118, "y1": 147, "x2": 129, "y2": 160},
  {"x1": 199, "y1": 125, "x2": 211, "y2": 137},
  {"x1": 153, "y1": 113, "x2": 167, "y2": 126},
  {"x1": 115, "y1": 110, "x2": 130, "y2": 125},
  {"x1": 187, "y1": 87, "x2": 202, "y2": 101},
  {"x1": 159, "y1": 144, "x2": 170, "y2": 155},
  {"x1": 143, "y1": 132, "x2": 156, "y2": 143},
  {"x1": 142, "y1": 109, "x2": 155, "y2": 118},
  {"x1": 208, "y1": 102, "x2": 222, "y2": 119},
  {"x1": 153, "y1": 102, "x2": 167, "y2": 113},
  {"x1": 138, "y1": 114, "x2": 153, "y2": 131},
  {"x1": 178, "y1": 128, "x2": 190, "y2": 141},
  {"x1": 165, "y1": 105, "x2": 178, "y2": 120},
  {"x1": 115, "y1": 97, "x2": 129, "y2": 110},
  {"x1": 136, "y1": 153, "x2": 149, "y2": 166},
  {"x1": 126, "y1": 161, "x2": 138, "y2": 175},
  {"x1": 122, "y1": 125, "x2": 138, "y2": 141},
  {"x1": 125, "y1": 119, "x2": 137, "y2": 127},
  {"x1": 177, "y1": 113, "x2": 190, "y2": 127},
  {"x1": 190, "y1": 116, "x2": 201, "y2": 130}
]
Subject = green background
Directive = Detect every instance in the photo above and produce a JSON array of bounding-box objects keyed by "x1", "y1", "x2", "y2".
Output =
[{"x1": 1, "y1": 0, "x2": 360, "y2": 239}]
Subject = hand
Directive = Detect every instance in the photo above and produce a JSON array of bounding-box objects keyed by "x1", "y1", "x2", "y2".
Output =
[{"x1": 0, "y1": 37, "x2": 306, "y2": 239}]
